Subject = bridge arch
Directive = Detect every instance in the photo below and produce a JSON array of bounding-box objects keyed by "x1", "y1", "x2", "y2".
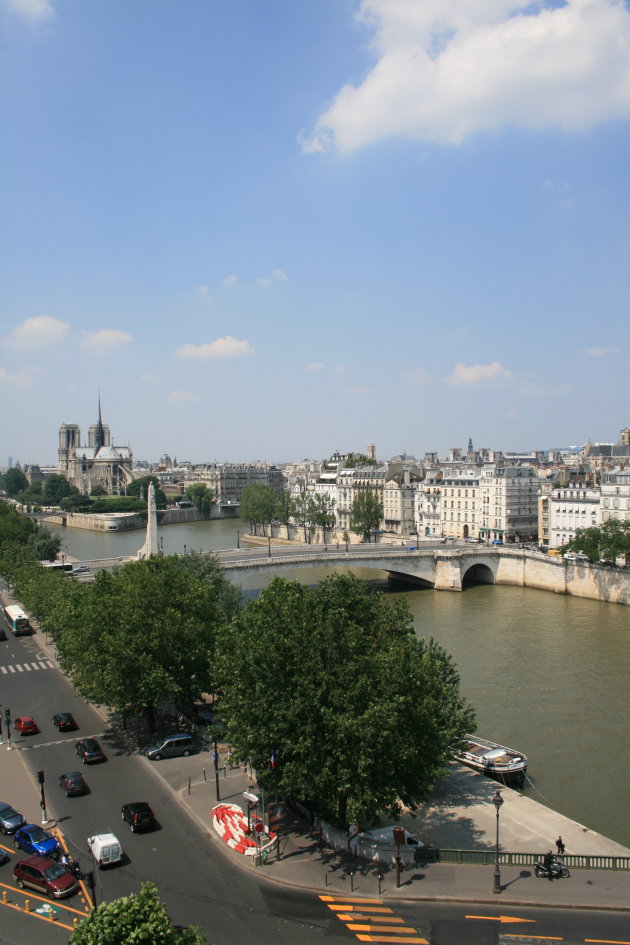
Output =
[{"x1": 462, "y1": 562, "x2": 495, "y2": 586}]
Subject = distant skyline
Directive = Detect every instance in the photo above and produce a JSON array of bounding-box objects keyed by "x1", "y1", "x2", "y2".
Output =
[{"x1": 1, "y1": 0, "x2": 629, "y2": 465}]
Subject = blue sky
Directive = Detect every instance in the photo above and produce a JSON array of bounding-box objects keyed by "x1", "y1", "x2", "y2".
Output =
[{"x1": 1, "y1": 0, "x2": 629, "y2": 465}]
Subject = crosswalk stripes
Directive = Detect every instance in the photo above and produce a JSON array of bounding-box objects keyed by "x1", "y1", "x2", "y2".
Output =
[
  {"x1": 1, "y1": 661, "x2": 55, "y2": 674},
  {"x1": 319, "y1": 895, "x2": 430, "y2": 944}
]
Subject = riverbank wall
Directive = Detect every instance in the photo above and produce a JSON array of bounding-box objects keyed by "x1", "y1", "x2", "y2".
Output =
[{"x1": 42, "y1": 504, "x2": 235, "y2": 531}]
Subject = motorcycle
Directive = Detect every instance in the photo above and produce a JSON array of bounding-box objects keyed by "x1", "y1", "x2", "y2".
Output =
[
  {"x1": 534, "y1": 857, "x2": 570, "y2": 879},
  {"x1": 61, "y1": 857, "x2": 82, "y2": 879}
]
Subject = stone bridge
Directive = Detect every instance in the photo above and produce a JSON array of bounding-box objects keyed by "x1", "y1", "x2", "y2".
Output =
[{"x1": 220, "y1": 546, "x2": 630, "y2": 603}]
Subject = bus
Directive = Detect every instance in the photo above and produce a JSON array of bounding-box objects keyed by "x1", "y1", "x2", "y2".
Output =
[
  {"x1": 40, "y1": 561, "x2": 74, "y2": 573},
  {"x1": 3, "y1": 605, "x2": 31, "y2": 635}
]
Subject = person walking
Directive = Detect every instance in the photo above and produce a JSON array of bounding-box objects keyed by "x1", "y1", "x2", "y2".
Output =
[{"x1": 556, "y1": 836, "x2": 565, "y2": 856}]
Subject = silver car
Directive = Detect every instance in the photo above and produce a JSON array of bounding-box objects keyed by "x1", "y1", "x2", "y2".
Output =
[{"x1": 0, "y1": 802, "x2": 26, "y2": 835}]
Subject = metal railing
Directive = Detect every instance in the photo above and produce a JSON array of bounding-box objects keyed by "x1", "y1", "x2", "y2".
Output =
[{"x1": 419, "y1": 848, "x2": 630, "y2": 871}]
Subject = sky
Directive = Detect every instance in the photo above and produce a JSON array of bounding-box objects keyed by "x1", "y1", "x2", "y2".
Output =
[{"x1": 1, "y1": 0, "x2": 629, "y2": 466}]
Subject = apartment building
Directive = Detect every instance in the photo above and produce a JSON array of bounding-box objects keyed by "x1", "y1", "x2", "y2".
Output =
[{"x1": 480, "y1": 465, "x2": 539, "y2": 543}]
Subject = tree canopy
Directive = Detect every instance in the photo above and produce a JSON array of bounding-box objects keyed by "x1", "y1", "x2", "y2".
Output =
[
  {"x1": 184, "y1": 483, "x2": 214, "y2": 516},
  {"x1": 69, "y1": 882, "x2": 205, "y2": 945},
  {"x1": 564, "y1": 519, "x2": 630, "y2": 562},
  {"x1": 8, "y1": 554, "x2": 237, "y2": 732},
  {"x1": 0, "y1": 467, "x2": 28, "y2": 496},
  {"x1": 350, "y1": 490, "x2": 383, "y2": 542},
  {"x1": 238, "y1": 483, "x2": 277, "y2": 530},
  {"x1": 0, "y1": 502, "x2": 61, "y2": 569},
  {"x1": 215, "y1": 573, "x2": 474, "y2": 827},
  {"x1": 127, "y1": 475, "x2": 167, "y2": 508}
]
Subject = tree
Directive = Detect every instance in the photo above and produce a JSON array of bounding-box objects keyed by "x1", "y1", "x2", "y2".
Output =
[
  {"x1": 215, "y1": 573, "x2": 475, "y2": 827},
  {"x1": 275, "y1": 489, "x2": 293, "y2": 526},
  {"x1": 184, "y1": 483, "x2": 215, "y2": 517},
  {"x1": 176, "y1": 550, "x2": 243, "y2": 623},
  {"x1": 291, "y1": 491, "x2": 316, "y2": 542},
  {"x1": 0, "y1": 503, "x2": 61, "y2": 571},
  {"x1": 43, "y1": 474, "x2": 77, "y2": 505},
  {"x1": 54, "y1": 555, "x2": 224, "y2": 732},
  {"x1": 565, "y1": 519, "x2": 630, "y2": 562},
  {"x1": 69, "y1": 881, "x2": 205, "y2": 945},
  {"x1": 350, "y1": 490, "x2": 383, "y2": 542},
  {"x1": 127, "y1": 475, "x2": 167, "y2": 509},
  {"x1": 1, "y1": 467, "x2": 28, "y2": 497},
  {"x1": 310, "y1": 494, "x2": 336, "y2": 541},
  {"x1": 239, "y1": 484, "x2": 276, "y2": 533}
]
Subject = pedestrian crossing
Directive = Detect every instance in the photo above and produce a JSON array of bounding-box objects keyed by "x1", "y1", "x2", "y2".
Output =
[{"x1": 0, "y1": 660, "x2": 56, "y2": 674}]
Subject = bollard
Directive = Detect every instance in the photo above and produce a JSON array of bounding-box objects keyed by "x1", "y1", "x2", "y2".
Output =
[
  {"x1": 187, "y1": 778, "x2": 191, "y2": 795},
  {"x1": 2, "y1": 890, "x2": 7, "y2": 903},
  {"x1": 350, "y1": 871, "x2": 354, "y2": 892},
  {"x1": 73, "y1": 917, "x2": 79, "y2": 928},
  {"x1": 203, "y1": 768, "x2": 206, "y2": 782},
  {"x1": 325, "y1": 871, "x2": 328, "y2": 886},
  {"x1": 24, "y1": 899, "x2": 31, "y2": 912},
  {"x1": 378, "y1": 872, "x2": 383, "y2": 896}
]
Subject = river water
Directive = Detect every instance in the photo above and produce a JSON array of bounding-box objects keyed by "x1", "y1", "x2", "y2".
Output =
[{"x1": 44, "y1": 518, "x2": 630, "y2": 848}]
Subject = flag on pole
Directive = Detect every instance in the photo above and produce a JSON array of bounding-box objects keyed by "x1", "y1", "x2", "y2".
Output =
[{"x1": 270, "y1": 749, "x2": 278, "y2": 768}]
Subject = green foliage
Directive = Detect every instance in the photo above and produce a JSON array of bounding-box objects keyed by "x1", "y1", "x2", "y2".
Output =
[
  {"x1": 69, "y1": 881, "x2": 206, "y2": 945},
  {"x1": 239, "y1": 484, "x2": 277, "y2": 527},
  {"x1": 43, "y1": 474, "x2": 77, "y2": 505},
  {"x1": 1, "y1": 467, "x2": 28, "y2": 496},
  {"x1": 275, "y1": 489, "x2": 293, "y2": 525},
  {"x1": 215, "y1": 573, "x2": 474, "y2": 827},
  {"x1": 310, "y1": 494, "x2": 336, "y2": 532},
  {"x1": 565, "y1": 519, "x2": 630, "y2": 562},
  {"x1": 88, "y1": 496, "x2": 147, "y2": 513},
  {"x1": 290, "y1": 491, "x2": 316, "y2": 541},
  {"x1": 53, "y1": 555, "x2": 226, "y2": 730},
  {"x1": 350, "y1": 490, "x2": 383, "y2": 542},
  {"x1": 184, "y1": 483, "x2": 215, "y2": 516},
  {"x1": 0, "y1": 503, "x2": 61, "y2": 573},
  {"x1": 127, "y1": 475, "x2": 167, "y2": 508},
  {"x1": 176, "y1": 550, "x2": 243, "y2": 622}
]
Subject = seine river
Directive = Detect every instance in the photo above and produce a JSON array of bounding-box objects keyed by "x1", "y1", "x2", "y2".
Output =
[{"x1": 44, "y1": 518, "x2": 630, "y2": 848}]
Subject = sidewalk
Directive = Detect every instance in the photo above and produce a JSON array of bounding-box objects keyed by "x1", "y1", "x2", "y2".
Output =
[{"x1": 167, "y1": 751, "x2": 630, "y2": 912}]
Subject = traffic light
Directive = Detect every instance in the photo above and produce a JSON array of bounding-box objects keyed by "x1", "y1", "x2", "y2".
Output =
[
  {"x1": 4, "y1": 707, "x2": 9, "y2": 719},
  {"x1": 36, "y1": 770, "x2": 45, "y2": 785}
]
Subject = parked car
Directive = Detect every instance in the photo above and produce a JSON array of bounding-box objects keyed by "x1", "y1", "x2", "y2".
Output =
[
  {"x1": 13, "y1": 716, "x2": 39, "y2": 736},
  {"x1": 13, "y1": 855, "x2": 78, "y2": 899},
  {"x1": 75, "y1": 738, "x2": 106, "y2": 764},
  {"x1": 72, "y1": 566, "x2": 90, "y2": 574},
  {"x1": 0, "y1": 848, "x2": 8, "y2": 865},
  {"x1": 58, "y1": 772, "x2": 89, "y2": 797},
  {"x1": 14, "y1": 824, "x2": 60, "y2": 858},
  {"x1": 87, "y1": 833, "x2": 124, "y2": 868},
  {"x1": 145, "y1": 733, "x2": 193, "y2": 761},
  {"x1": 0, "y1": 626, "x2": 6, "y2": 641},
  {"x1": 53, "y1": 713, "x2": 77, "y2": 732},
  {"x1": 0, "y1": 802, "x2": 25, "y2": 834},
  {"x1": 120, "y1": 802, "x2": 157, "y2": 832}
]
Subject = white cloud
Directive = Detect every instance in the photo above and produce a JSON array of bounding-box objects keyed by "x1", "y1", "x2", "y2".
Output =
[
  {"x1": 176, "y1": 336, "x2": 255, "y2": 359},
  {"x1": 405, "y1": 367, "x2": 432, "y2": 385},
  {"x1": 444, "y1": 361, "x2": 512, "y2": 385},
  {"x1": 1, "y1": 0, "x2": 54, "y2": 21},
  {"x1": 333, "y1": 364, "x2": 346, "y2": 374},
  {"x1": 302, "y1": 0, "x2": 630, "y2": 152},
  {"x1": 221, "y1": 275, "x2": 238, "y2": 287},
  {"x1": 81, "y1": 329, "x2": 134, "y2": 355},
  {"x1": 257, "y1": 277, "x2": 273, "y2": 288},
  {"x1": 6, "y1": 315, "x2": 69, "y2": 351},
  {"x1": 0, "y1": 366, "x2": 35, "y2": 386},
  {"x1": 272, "y1": 269, "x2": 288, "y2": 281},
  {"x1": 198, "y1": 285, "x2": 211, "y2": 301},
  {"x1": 585, "y1": 345, "x2": 620, "y2": 356},
  {"x1": 303, "y1": 362, "x2": 325, "y2": 372},
  {"x1": 258, "y1": 270, "x2": 288, "y2": 287},
  {"x1": 165, "y1": 389, "x2": 201, "y2": 403}
]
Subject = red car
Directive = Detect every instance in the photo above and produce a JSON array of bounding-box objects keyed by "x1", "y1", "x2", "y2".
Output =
[{"x1": 14, "y1": 716, "x2": 39, "y2": 735}]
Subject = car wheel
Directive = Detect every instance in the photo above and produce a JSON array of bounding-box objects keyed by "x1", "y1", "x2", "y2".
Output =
[
  {"x1": 16, "y1": 878, "x2": 24, "y2": 889},
  {"x1": 131, "y1": 825, "x2": 136, "y2": 833},
  {"x1": 82, "y1": 757, "x2": 86, "y2": 764},
  {"x1": 121, "y1": 811, "x2": 125, "y2": 820},
  {"x1": 153, "y1": 753, "x2": 161, "y2": 761},
  {"x1": 183, "y1": 749, "x2": 190, "y2": 757}
]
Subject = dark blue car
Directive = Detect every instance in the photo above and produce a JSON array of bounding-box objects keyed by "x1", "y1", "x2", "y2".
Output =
[{"x1": 14, "y1": 824, "x2": 60, "y2": 859}]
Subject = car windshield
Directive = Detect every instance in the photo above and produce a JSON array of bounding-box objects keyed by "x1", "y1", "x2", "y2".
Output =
[
  {"x1": 28, "y1": 827, "x2": 49, "y2": 842},
  {"x1": 44, "y1": 864, "x2": 65, "y2": 880},
  {"x1": 0, "y1": 805, "x2": 17, "y2": 817}
]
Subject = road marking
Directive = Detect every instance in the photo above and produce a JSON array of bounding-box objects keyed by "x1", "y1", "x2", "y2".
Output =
[
  {"x1": 18, "y1": 732, "x2": 106, "y2": 751},
  {"x1": 320, "y1": 895, "x2": 428, "y2": 944},
  {"x1": 0, "y1": 661, "x2": 54, "y2": 674},
  {"x1": 585, "y1": 940, "x2": 630, "y2": 944},
  {"x1": 467, "y1": 915, "x2": 536, "y2": 924},
  {"x1": 16, "y1": 665, "x2": 23, "y2": 672}
]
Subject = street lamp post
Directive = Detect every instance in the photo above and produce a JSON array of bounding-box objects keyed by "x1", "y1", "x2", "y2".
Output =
[{"x1": 492, "y1": 789, "x2": 503, "y2": 893}]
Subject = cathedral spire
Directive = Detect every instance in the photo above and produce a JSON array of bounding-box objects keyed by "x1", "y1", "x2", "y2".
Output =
[{"x1": 95, "y1": 394, "x2": 106, "y2": 449}]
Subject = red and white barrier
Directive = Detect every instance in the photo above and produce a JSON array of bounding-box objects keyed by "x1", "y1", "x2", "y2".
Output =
[{"x1": 211, "y1": 803, "x2": 276, "y2": 856}]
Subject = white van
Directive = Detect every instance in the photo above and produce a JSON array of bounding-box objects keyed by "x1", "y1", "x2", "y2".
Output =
[{"x1": 87, "y1": 833, "x2": 124, "y2": 868}]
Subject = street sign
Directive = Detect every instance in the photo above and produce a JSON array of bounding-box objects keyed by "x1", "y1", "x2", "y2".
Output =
[{"x1": 253, "y1": 821, "x2": 264, "y2": 834}]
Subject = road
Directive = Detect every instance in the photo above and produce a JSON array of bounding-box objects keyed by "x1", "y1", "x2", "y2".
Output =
[{"x1": 2, "y1": 598, "x2": 630, "y2": 945}]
